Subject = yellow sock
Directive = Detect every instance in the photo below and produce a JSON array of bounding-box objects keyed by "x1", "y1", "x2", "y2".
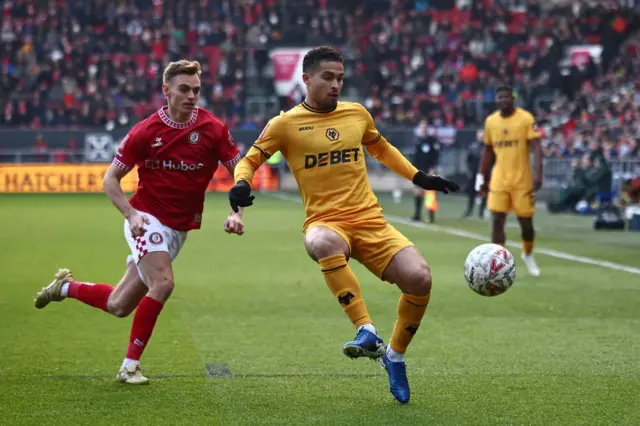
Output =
[
  {"x1": 522, "y1": 240, "x2": 534, "y2": 256},
  {"x1": 390, "y1": 292, "x2": 431, "y2": 354},
  {"x1": 319, "y1": 254, "x2": 372, "y2": 329}
]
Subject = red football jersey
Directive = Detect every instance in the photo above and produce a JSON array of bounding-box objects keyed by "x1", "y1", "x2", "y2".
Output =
[{"x1": 112, "y1": 107, "x2": 240, "y2": 231}]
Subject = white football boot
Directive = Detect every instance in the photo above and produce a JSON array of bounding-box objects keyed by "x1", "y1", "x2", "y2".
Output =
[
  {"x1": 34, "y1": 268, "x2": 73, "y2": 309},
  {"x1": 116, "y1": 364, "x2": 149, "y2": 385},
  {"x1": 521, "y1": 254, "x2": 541, "y2": 277}
]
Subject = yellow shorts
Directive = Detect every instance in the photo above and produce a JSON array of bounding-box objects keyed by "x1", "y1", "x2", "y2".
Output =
[
  {"x1": 488, "y1": 188, "x2": 535, "y2": 217},
  {"x1": 306, "y1": 219, "x2": 414, "y2": 282}
]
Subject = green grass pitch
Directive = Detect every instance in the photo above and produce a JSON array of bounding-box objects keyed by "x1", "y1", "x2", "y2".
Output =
[{"x1": 1, "y1": 192, "x2": 639, "y2": 425}]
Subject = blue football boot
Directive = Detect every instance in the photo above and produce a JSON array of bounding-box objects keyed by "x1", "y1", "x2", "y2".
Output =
[
  {"x1": 342, "y1": 328, "x2": 385, "y2": 360},
  {"x1": 380, "y1": 345, "x2": 410, "y2": 404}
]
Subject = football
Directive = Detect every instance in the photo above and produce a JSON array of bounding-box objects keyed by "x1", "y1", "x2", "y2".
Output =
[{"x1": 464, "y1": 243, "x2": 516, "y2": 297}]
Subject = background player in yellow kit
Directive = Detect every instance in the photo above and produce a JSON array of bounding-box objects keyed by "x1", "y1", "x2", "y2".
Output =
[
  {"x1": 228, "y1": 46, "x2": 459, "y2": 404},
  {"x1": 476, "y1": 85, "x2": 543, "y2": 276}
]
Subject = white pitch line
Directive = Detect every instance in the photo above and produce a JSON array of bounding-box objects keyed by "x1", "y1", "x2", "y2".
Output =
[{"x1": 268, "y1": 192, "x2": 640, "y2": 276}]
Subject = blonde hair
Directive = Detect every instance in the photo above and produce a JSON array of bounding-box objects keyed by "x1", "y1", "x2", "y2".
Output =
[{"x1": 162, "y1": 60, "x2": 202, "y2": 84}]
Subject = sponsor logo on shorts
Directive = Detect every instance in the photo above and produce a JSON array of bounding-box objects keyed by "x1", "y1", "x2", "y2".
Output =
[{"x1": 149, "y1": 232, "x2": 164, "y2": 245}]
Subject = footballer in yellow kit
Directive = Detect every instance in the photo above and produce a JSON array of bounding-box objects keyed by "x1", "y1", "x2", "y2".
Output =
[
  {"x1": 241, "y1": 101, "x2": 419, "y2": 279},
  {"x1": 478, "y1": 85, "x2": 543, "y2": 276},
  {"x1": 228, "y1": 46, "x2": 459, "y2": 404}
]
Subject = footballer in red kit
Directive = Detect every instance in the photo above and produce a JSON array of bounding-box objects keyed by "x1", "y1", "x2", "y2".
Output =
[
  {"x1": 114, "y1": 104, "x2": 240, "y2": 231},
  {"x1": 33, "y1": 60, "x2": 245, "y2": 385}
]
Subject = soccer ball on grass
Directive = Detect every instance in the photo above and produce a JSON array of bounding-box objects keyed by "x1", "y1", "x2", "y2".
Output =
[{"x1": 464, "y1": 243, "x2": 516, "y2": 297}]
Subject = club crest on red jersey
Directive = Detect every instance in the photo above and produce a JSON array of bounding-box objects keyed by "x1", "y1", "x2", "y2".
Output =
[{"x1": 189, "y1": 131, "x2": 200, "y2": 144}]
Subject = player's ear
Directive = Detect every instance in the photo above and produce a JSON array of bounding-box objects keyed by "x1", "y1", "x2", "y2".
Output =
[
  {"x1": 302, "y1": 72, "x2": 311, "y2": 86},
  {"x1": 161, "y1": 84, "x2": 169, "y2": 97}
]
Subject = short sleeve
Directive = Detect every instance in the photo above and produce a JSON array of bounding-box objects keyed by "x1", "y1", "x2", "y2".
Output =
[
  {"x1": 217, "y1": 125, "x2": 241, "y2": 167},
  {"x1": 113, "y1": 124, "x2": 145, "y2": 171},
  {"x1": 360, "y1": 104, "x2": 382, "y2": 145},
  {"x1": 527, "y1": 115, "x2": 541, "y2": 140}
]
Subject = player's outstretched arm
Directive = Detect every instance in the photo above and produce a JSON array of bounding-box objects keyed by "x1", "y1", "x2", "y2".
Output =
[
  {"x1": 229, "y1": 117, "x2": 284, "y2": 213},
  {"x1": 222, "y1": 161, "x2": 245, "y2": 235},
  {"x1": 103, "y1": 164, "x2": 135, "y2": 218},
  {"x1": 103, "y1": 164, "x2": 149, "y2": 237},
  {"x1": 364, "y1": 138, "x2": 459, "y2": 194},
  {"x1": 229, "y1": 153, "x2": 262, "y2": 213},
  {"x1": 360, "y1": 105, "x2": 458, "y2": 193}
]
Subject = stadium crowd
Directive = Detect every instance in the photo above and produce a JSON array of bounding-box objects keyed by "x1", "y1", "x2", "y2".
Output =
[{"x1": 1, "y1": 0, "x2": 640, "y2": 159}]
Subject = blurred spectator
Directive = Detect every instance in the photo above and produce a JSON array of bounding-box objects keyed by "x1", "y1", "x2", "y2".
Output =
[
  {"x1": 0, "y1": 0, "x2": 638, "y2": 162},
  {"x1": 463, "y1": 129, "x2": 487, "y2": 219},
  {"x1": 411, "y1": 118, "x2": 441, "y2": 222},
  {"x1": 548, "y1": 151, "x2": 614, "y2": 213},
  {"x1": 0, "y1": 0, "x2": 281, "y2": 129},
  {"x1": 620, "y1": 176, "x2": 640, "y2": 206},
  {"x1": 31, "y1": 133, "x2": 48, "y2": 162}
]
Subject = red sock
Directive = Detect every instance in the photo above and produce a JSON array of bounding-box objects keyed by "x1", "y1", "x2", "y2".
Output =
[
  {"x1": 68, "y1": 281, "x2": 114, "y2": 312},
  {"x1": 125, "y1": 296, "x2": 164, "y2": 361}
]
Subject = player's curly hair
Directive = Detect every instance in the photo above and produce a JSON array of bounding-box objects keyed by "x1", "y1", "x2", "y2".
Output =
[
  {"x1": 163, "y1": 60, "x2": 202, "y2": 84},
  {"x1": 302, "y1": 46, "x2": 343, "y2": 74}
]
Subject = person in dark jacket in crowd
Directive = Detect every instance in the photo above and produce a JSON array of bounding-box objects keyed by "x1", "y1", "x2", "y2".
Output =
[
  {"x1": 463, "y1": 130, "x2": 488, "y2": 218},
  {"x1": 411, "y1": 119, "x2": 440, "y2": 222},
  {"x1": 548, "y1": 152, "x2": 612, "y2": 213}
]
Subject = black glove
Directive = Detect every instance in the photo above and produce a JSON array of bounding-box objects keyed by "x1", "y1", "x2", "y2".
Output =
[
  {"x1": 412, "y1": 170, "x2": 460, "y2": 194},
  {"x1": 229, "y1": 180, "x2": 255, "y2": 213}
]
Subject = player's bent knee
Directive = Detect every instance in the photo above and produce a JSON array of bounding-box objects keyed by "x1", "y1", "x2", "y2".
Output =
[
  {"x1": 304, "y1": 227, "x2": 349, "y2": 261},
  {"x1": 138, "y1": 252, "x2": 175, "y2": 301},
  {"x1": 396, "y1": 259, "x2": 431, "y2": 296},
  {"x1": 147, "y1": 276, "x2": 174, "y2": 301},
  {"x1": 406, "y1": 261, "x2": 432, "y2": 296}
]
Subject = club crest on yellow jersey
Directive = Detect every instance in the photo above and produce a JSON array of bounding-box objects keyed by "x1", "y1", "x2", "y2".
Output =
[{"x1": 325, "y1": 128, "x2": 340, "y2": 141}]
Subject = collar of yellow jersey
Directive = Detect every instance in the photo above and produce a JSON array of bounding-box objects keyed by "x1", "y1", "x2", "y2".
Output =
[{"x1": 301, "y1": 101, "x2": 337, "y2": 113}]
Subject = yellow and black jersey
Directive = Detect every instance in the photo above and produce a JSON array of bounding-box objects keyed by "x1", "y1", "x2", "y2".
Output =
[{"x1": 235, "y1": 101, "x2": 418, "y2": 229}]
